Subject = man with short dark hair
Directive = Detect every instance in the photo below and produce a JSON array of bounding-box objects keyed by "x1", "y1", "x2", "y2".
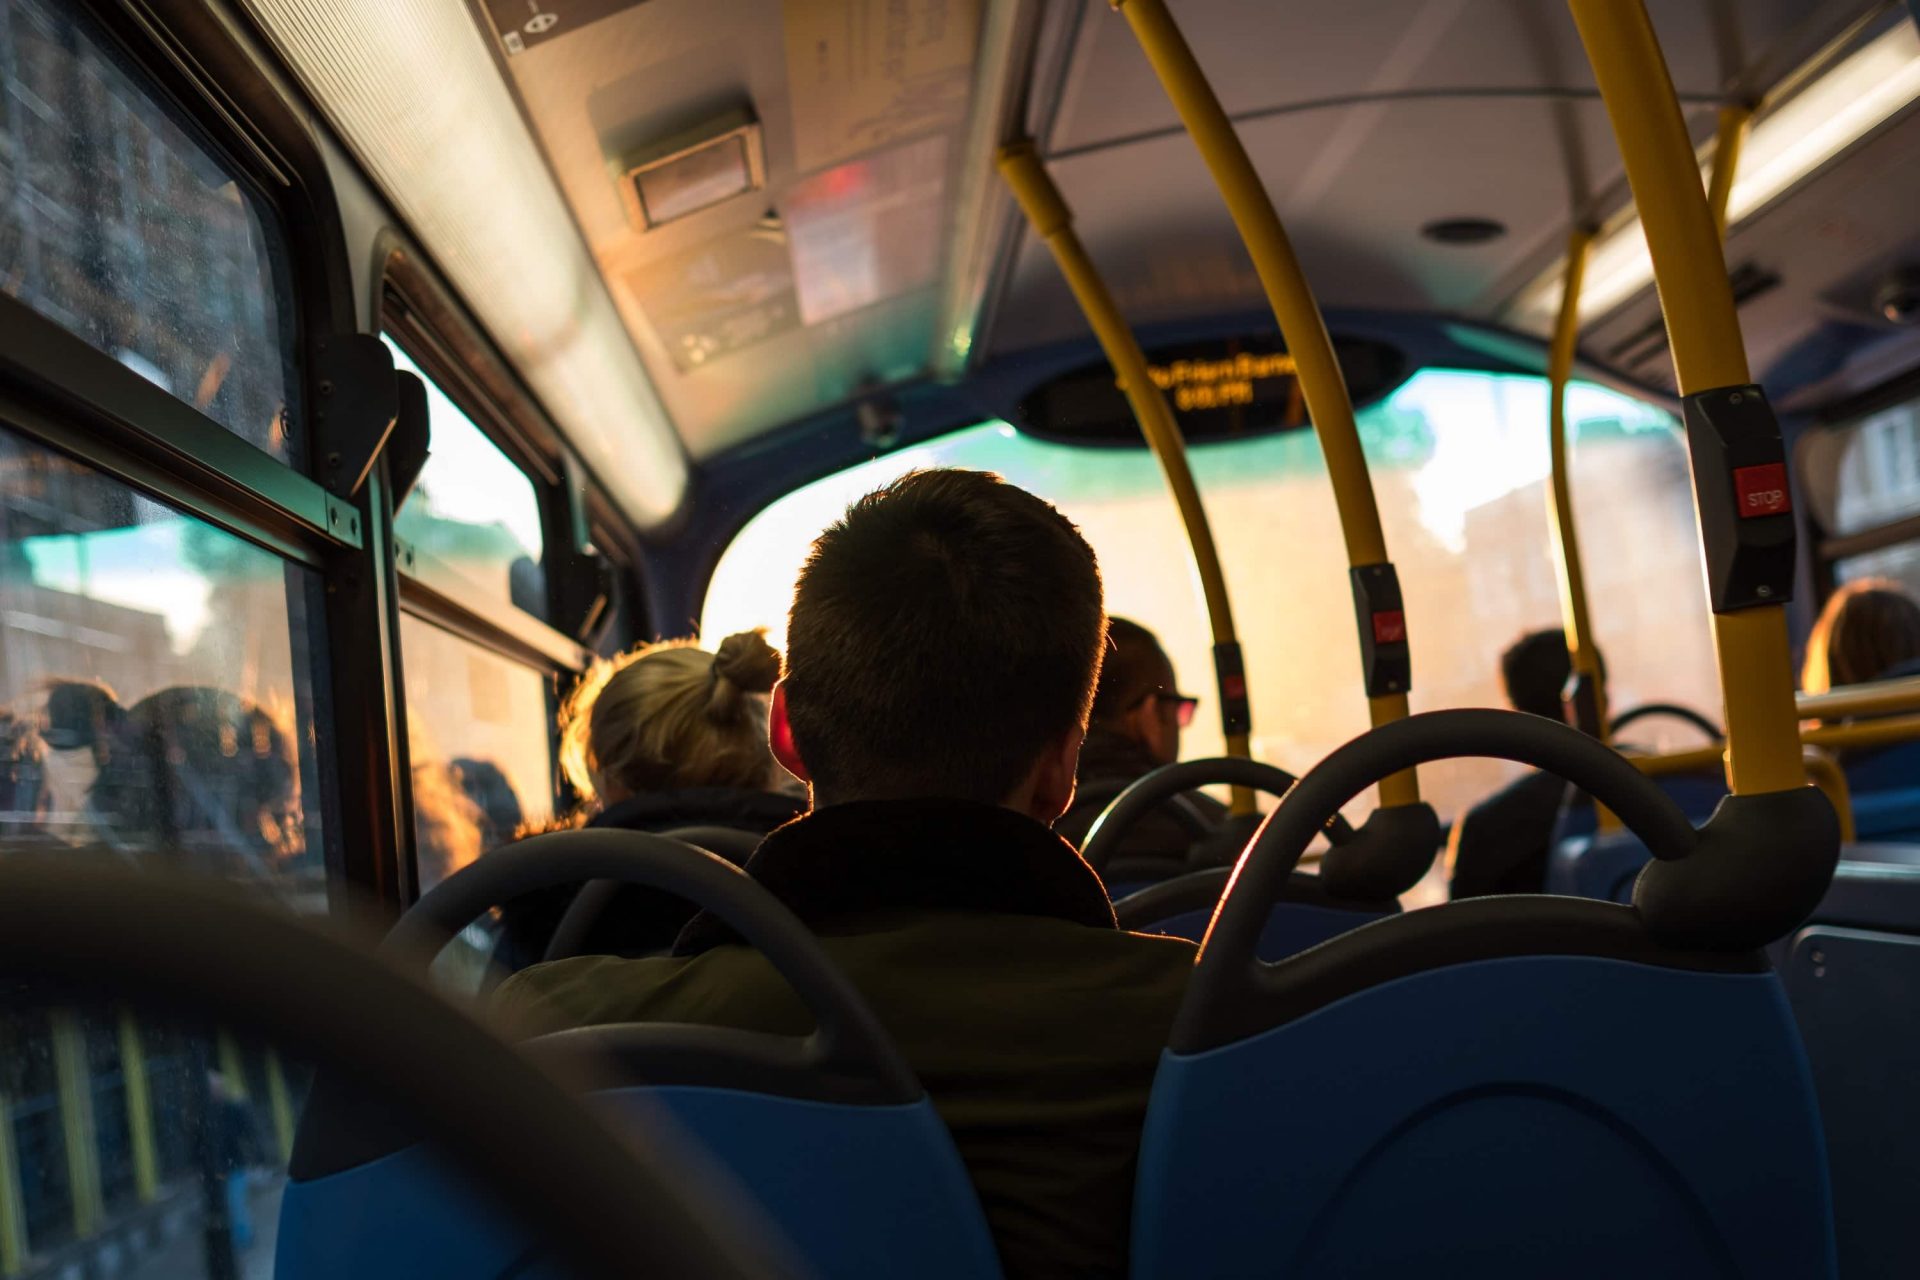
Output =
[
  {"x1": 500, "y1": 470, "x2": 1195, "y2": 1279},
  {"x1": 1056, "y1": 618, "x2": 1225, "y2": 880}
]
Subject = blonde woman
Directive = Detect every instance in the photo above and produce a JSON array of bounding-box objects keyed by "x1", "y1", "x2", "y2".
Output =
[{"x1": 495, "y1": 630, "x2": 800, "y2": 966}]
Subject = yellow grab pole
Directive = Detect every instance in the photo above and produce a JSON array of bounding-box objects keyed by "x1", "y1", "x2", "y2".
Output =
[
  {"x1": 1568, "y1": 0, "x2": 1805, "y2": 795},
  {"x1": 1706, "y1": 104, "x2": 1753, "y2": 240},
  {"x1": 50, "y1": 1011, "x2": 103, "y2": 1241},
  {"x1": 216, "y1": 1029, "x2": 249, "y2": 1099},
  {"x1": 0, "y1": 1092, "x2": 26, "y2": 1275},
  {"x1": 997, "y1": 141, "x2": 1255, "y2": 814},
  {"x1": 116, "y1": 1012, "x2": 159, "y2": 1203},
  {"x1": 1114, "y1": 0, "x2": 1418, "y2": 808},
  {"x1": 1546, "y1": 229, "x2": 1607, "y2": 738},
  {"x1": 266, "y1": 1053, "x2": 296, "y2": 1163}
]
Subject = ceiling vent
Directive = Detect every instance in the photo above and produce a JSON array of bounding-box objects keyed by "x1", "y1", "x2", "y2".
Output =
[{"x1": 615, "y1": 109, "x2": 765, "y2": 232}]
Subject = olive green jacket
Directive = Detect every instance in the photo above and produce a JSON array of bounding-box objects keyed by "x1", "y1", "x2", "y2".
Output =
[{"x1": 496, "y1": 799, "x2": 1196, "y2": 1279}]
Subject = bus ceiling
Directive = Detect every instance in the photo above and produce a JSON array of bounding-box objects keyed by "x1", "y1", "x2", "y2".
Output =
[{"x1": 240, "y1": 0, "x2": 1918, "y2": 530}]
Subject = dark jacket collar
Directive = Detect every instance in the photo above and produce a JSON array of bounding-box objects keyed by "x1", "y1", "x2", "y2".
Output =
[
  {"x1": 590, "y1": 787, "x2": 803, "y2": 837},
  {"x1": 673, "y1": 797, "x2": 1117, "y2": 956}
]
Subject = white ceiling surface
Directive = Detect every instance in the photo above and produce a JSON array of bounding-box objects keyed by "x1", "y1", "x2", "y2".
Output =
[
  {"x1": 501, "y1": 0, "x2": 976, "y2": 460},
  {"x1": 992, "y1": 0, "x2": 1875, "y2": 355}
]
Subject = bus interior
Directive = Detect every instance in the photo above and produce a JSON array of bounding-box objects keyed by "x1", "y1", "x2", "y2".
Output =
[{"x1": 3, "y1": 0, "x2": 1920, "y2": 1275}]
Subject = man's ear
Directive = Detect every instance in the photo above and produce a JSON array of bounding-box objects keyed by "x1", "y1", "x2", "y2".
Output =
[
  {"x1": 1027, "y1": 726, "x2": 1086, "y2": 824},
  {"x1": 769, "y1": 681, "x2": 810, "y2": 782}
]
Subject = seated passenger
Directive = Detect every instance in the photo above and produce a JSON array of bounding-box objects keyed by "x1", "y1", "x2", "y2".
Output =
[
  {"x1": 1055, "y1": 617, "x2": 1225, "y2": 881},
  {"x1": 492, "y1": 631, "x2": 803, "y2": 967},
  {"x1": 0, "y1": 711, "x2": 54, "y2": 843},
  {"x1": 497, "y1": 470, "x2": 1195, "y2": 1279},
  {"x1": 1448, "y1": 629, "x2": 1591, "y2": 898},
  {"x1": 1801, "y1": 578, "x2": 1920, "y2": 695}
]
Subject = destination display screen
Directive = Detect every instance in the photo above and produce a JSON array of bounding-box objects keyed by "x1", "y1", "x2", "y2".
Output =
[{"x1": 1014, "y1": 334, "x2": 1406, "y2": 446}]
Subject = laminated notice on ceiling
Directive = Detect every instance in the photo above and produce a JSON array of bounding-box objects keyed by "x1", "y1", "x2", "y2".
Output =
[
  {"x1": 625, "y1": 223, "x2": 802, "y2": 372},
  {"x1": 785, "y1": 134, "x2": 947, "y2": 326},
  {"x1": 484, "y1": 0, "x2": 651, "y2": 55},
  {"x1": 783, "y1": 0, "x2": 980, "y2": 174}
]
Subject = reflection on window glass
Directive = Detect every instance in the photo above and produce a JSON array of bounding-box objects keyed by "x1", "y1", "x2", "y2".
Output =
[
  {"x1": 0, "y1": 427, "x2": 327, "y2": 900},
  {"x1": 401, "y1": 615, "x2": 554, "y2": 892},
  {"x1": 701, "y1": 369, "x2": 1717, "y2": 826},
  {"x1": 0, "y1": 1001, "x2": 303, "y2": 1277},
  {"x1": 386, "y1": 338, "x2": 547, "y2": 620},
  {"x1": 1830, "y1": 394, "x2": 1920, "y2": 537},
  {"x1": 0, "y1": 0, "x2": 298, "y2": 461}
]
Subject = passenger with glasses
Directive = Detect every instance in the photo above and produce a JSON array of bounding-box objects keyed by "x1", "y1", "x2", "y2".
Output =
[{"x1": 1056, "y1": 618, "x2": 1226, "y2": 883}]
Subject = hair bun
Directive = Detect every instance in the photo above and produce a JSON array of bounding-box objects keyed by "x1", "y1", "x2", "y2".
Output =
[{"x1": 712, "y1": 630, "x2": 781, "y2": 695}]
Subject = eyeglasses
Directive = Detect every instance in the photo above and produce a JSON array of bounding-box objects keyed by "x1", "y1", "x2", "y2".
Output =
[{"x1": 1133, "y1": 690, "x2": 1199, "y2": 729}]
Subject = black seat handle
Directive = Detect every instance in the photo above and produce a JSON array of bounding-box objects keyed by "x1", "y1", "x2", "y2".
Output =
[
  {"x1": 389, "y1": 829, "x2": 920, "y2": 1103},
  {"x1": 1080, "y1": 757, "x2": 1353, "y2": 874},
  {"x1": 1182, "y1": 709, "x2": 1698, "y2": 1041},
  {"x1": 0, "y1": 857, "x2": 790, "y2": 1280},
  {"x1": 1611, "y1": 702, "x2": 1723, "y2": 740},
  {"x1": 543, "y1": 824, "x2": 767, "y2": 963}
]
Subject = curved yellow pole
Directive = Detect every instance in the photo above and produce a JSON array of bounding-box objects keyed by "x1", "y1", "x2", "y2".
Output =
[
  {"x1": 1114, "y1": 0, "x2": 1417, "y2": 809},
  {"x1": 1706, "y1": 104, "x2": 1753, "y2": 240},
  {"x1": 1568, "y1": 0, "x2": 1805, "y2": 796},
  {"x1": 1546, "y1": 230, "x2": 1607, "y2": 737},
  {"x1": 998, "y1": 142, "x2": 1254, "y2": 814}
]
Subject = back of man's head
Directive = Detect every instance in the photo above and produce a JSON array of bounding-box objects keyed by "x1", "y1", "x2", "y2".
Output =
[
  {"x1": 784, "y1": 469, "x2": 1105, "y2": 805},
  {"x1": 1090, "y1": 618, "x2": 1171, "y2": 727},
  {"x1": 1501, "y1": 628, "x2": 1574, "y2": 722}
]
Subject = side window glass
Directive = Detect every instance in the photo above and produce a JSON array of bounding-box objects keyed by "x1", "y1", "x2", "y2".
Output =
[
  {"x1": 386, "y1": 337, "x2": 548, "y2": 621},
  {"x1": 0, "y1": 0, "x2": 299, "y2": 462},
  {"x1": 0, "y1": 426, "x2": 327, "y2": 893},
  {"x1": 1817, "y1": 394, "x2": 1920, "y2": 593},
  {"x1": 400, "y1": 614, "x2": 555, "y2": 894}
]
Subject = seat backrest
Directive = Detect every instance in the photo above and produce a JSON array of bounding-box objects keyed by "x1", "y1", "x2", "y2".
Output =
[
  {"x1": 1133, "y1": 899, "x2": 1835, "y2": 1280},
  {"x1": 1114, "y1": 867, "x2": 1396, "y2": 959},
  {"x1": 278, "y1": 831, "x2": 1004, "y2": 1280},
  {"x1": 1546, "y1": 828, "x2": 1654, "y2": 902}
]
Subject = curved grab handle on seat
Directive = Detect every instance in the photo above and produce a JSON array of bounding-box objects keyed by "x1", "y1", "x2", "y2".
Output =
[
  {"x1": 389, "y1": 829, "x2": 919, "y2": 1104},
  {"x1": 1611, "y1": 702, "x2": 1723, "y2": 741},
  {"x1": 1080, "y1": 757, "x2": 1353, "y2": 874},
  {"x1": 1184, "y1": 710, "x2": 1697, "y2": 1030},
  {"x1": 543, "y1": 824, "x2": 769, "y2": 962}
]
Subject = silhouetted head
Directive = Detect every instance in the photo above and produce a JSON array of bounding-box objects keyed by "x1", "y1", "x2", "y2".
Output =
[
  {"x1": 774, "y1": 469, "x2": 1105, "y2": 819},
  {"x1": 1089, "y1": 618, "x2": 1190, "y2": 767},
  {"x1": 1802, "y1": 578, "x2": 1920, "y2": 694},
  {"x1": 1501, "y1": 629, "x2": 1578, "y2": 723}
]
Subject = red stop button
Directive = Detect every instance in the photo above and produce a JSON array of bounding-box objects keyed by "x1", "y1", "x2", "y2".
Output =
[
  {"x1": 1734, "y1": 463, "x2": 1790, "y2": 518},
  {"x1": 1372, "y1": 610, "x2": 1407, "y2": 645}
]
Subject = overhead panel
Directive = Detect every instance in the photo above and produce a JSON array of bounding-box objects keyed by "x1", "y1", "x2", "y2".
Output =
[{"x1": 478, "y1": 0, "x2": 988, "y2": 458}]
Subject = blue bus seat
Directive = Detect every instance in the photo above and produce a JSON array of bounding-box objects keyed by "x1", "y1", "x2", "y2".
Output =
[
  {"x1": 1132, "y1": 900, "x2": 1835, "y2": 1279},
  {"x1": 1113, "y1": 867, "x2": 1397, "y2": 960},
  {"x1": 1836, "y1": 741, "x2": 1920, "y2": 840},
  {"x1": 279, "y1": 830, "x2": 1005, "y2": 1280},
  {"x1": 279, "y1": 1079, "x2": 1000, "y2": 1280},
  {"x1": 1546, "y1": 827, "x2": 1652, "y2": 902},
  {"x1": 1781, "y1": 925, "x2": 1920, "y2": 1280}
]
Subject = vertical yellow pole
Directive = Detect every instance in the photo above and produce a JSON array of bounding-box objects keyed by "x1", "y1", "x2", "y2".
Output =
[
  {"x1": 50, "y1": 1011, "x2": 103, "y2": 1240},
  {"x1": 116, "y1": 1013, "x2": 159, "y2": 1204},
  {"x1": 1546, "y1": 229, "x2": 1607, "y2": 734},
  {"x1": 216, "y1": 1030, "x2": 248, "y2": 1100},
  {"x1": 1567, "y1": 0, "x2": 1805, "y2": 795},
  {"x1": 0, "y1": 1092, "x2": 27, "y2": 1275},
  {"x1": 265, "y1": 1054, "x2": 295, "y2": 1163},
  {"x1": 1113, "y1": 0, "x2": 1418, "y2": 807},
  {"x1": 997, "y1": 141, "x2": 1256, "y2": 813}
]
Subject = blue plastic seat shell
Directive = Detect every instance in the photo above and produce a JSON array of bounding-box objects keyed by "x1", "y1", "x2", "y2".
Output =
[{"x1": 1132, "y1": 955, "x2": 1834, "y2": 1280}]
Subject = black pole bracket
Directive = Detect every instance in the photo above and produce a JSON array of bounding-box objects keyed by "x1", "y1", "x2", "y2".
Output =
[
  {"x1": 313, "y1": 334, "x2": 399, "y2": 501},
  {"x1": 386, "y1": 370, "x2": 432, "y2": 509},
  {"x1": 1351, "y1": 562, "x2": 1411, "y2": 697},
  {"x1": 1683, "y1": 383, "x2": 1796, "y2": 613}
]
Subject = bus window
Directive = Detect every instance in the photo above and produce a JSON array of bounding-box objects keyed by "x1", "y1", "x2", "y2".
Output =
[
  {"x1": 0, "y1": 425, "x2": 327, "y2": 897},
  {"x1": 0, "y1": 0, "x2": 298, "y2": 463},
  {"x1": 385, "y1": 336, "x2": 549, "y2": 620},
  {"x1": 1811, "y1": 390, "x2": 1920, "y2": 593},
  {"x1": 399, "y1": 615, "x2": 555, "y2": 892},
  {"x1": 701, "y1": 368, "x2": 1717, "y2": 823}
]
